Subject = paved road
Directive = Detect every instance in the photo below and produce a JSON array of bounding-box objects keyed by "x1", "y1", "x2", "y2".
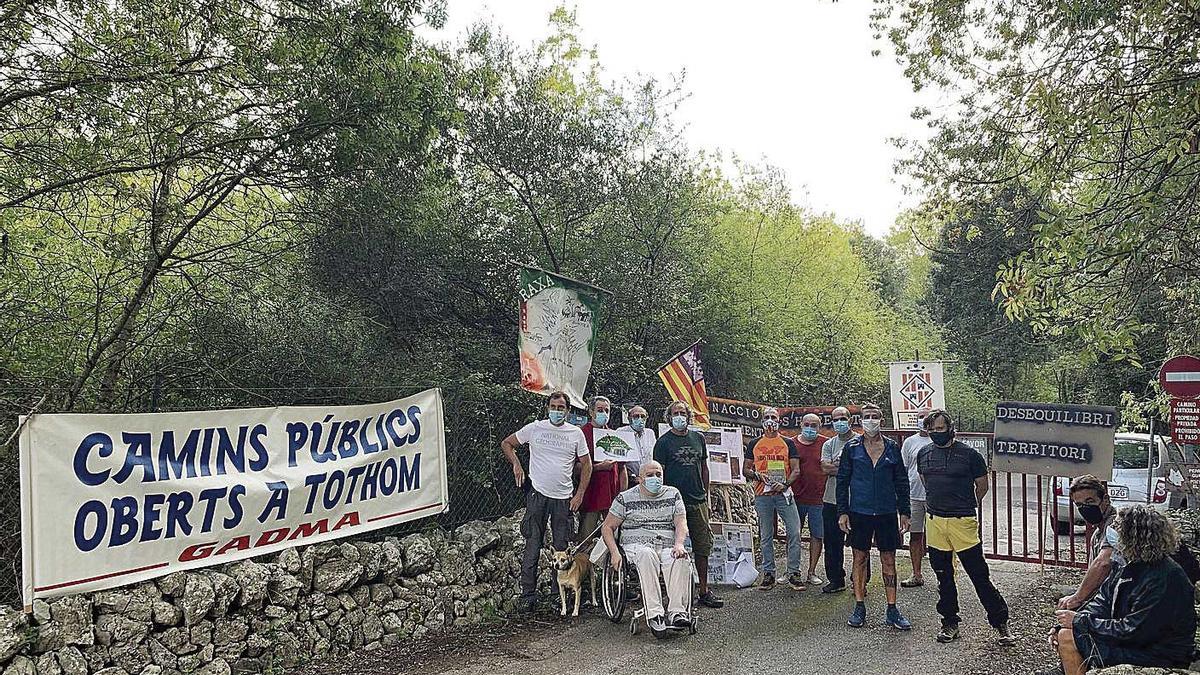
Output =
[{"x1": 406, "y1": 556, "x2": 1045, "y2": 675}]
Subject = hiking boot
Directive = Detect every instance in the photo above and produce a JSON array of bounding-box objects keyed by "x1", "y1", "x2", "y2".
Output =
[
  {"x1": 936, "y1": 622, "x2": 960, "y2": 643},
  {"x1": 885, "y1": 605, "x2": 912, "y2": 631},
  {"x1": 996, "y1": 623, "x2": 1018, "y2": 645},
  {"x1": 788, "y1": 572, "x2": 808, "y2": 591},
  {"x1": 847, "y1": 603, "x2": 866, "y2": 628},
  {"x1": 517, "y1": 598, "x2": 538, "y2": 614},
  {"x1": 901, "y1": 576, "x2": 925, "y2": 588},
  {"x1": 822, "y1": 581, "x2": 847, "y2": 594},
  {"x1": 759, "y1": 572, "x2": 776, "y2": 590},
  {"x1": 698, "y1": 591, "x2": 724, "y2": 608}
]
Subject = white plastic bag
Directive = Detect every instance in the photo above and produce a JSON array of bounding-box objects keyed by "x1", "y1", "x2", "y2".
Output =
[
  {"x1": 588, "y1": 539, "x2": 608, "y2": 565},
  {"x1": 729, "y1": 551, "x2": 759, "y2": 588}
]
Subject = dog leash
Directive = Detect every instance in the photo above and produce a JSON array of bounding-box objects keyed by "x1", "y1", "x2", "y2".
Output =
[{"x1": 566, "y1": 522, "x2": 607, "y2": 558}]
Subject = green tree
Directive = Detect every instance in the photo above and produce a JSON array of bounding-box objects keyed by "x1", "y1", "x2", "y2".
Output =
[{"x1": 874, "y1": 0, "x2": 1200, "y2": 364}]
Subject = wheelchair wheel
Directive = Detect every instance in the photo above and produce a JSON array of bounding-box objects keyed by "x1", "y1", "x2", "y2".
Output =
[{"x1": 601, "y1": 553, "x2": 627, "y2": 623}]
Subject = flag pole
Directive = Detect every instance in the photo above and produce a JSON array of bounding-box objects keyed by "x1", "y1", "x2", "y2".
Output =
[
  {"x1": 519, "y1": 264, "x2": 614, "y2": 296},
  {"x1": 658, "y1": 338, "x2": 704, "y2": 372}
]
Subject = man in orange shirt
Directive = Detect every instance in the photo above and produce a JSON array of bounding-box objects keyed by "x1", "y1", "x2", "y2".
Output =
[{"x1": 743, "y1": 407, "x2": 804, "y2": 590}]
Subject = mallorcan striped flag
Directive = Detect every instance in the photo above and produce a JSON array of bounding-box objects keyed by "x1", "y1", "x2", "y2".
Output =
[{"x1": 657, "y1": 341, "x2": 712, "y2": 428}]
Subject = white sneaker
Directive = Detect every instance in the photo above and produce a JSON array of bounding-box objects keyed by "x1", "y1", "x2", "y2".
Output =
[{"x1": 807, "y1": 573, "x2": 824, "y2": 586}]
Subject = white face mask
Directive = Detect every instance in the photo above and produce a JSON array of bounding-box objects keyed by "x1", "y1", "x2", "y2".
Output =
[{"x1": 861, "y1": 418, "x2": 881, "y2": 435}]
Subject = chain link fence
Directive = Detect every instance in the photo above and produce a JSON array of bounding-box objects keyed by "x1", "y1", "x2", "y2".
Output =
[{"x1": 0, "y1": 385, "x2": 542, "y2": 607}]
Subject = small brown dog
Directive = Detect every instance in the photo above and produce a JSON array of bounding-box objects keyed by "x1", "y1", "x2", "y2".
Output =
[{"x1": 552, "y1": 550, "x2": 593, "y2": 617}]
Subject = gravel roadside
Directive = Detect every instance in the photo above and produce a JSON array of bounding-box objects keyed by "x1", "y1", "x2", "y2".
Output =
[{"x1": 295, "y1": 555, "x2": 1083, "y2": 675}]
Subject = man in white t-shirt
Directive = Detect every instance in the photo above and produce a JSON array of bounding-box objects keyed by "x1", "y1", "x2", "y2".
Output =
[
  {"x1": 616, "y1": 405, "x2": 656, "y2": 483},
  {"x1": 900, "y1": 410, "x2": 930, "y2": 588},
  {"x1": 501, "y1": 391, "x2": 593, "y2": 612}
]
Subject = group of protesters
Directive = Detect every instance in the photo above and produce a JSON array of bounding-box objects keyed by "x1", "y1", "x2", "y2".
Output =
[{"x1": 501, "y1": 393, "x2": 1198, "y2": 673}]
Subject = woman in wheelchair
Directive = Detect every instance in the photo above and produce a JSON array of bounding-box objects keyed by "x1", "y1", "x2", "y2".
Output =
[{"x1": 601, "y1": 461, "x2": 694, "y2": 635}]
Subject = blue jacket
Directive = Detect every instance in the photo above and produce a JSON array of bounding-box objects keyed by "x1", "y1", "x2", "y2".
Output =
[{"x1": 836, "y1": 435, "x2": 910, "y2": 517}]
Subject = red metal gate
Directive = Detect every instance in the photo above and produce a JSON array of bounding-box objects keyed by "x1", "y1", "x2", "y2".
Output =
[
  {"x1": 982, "y1": 471, "x2": 1089, "y2": 569},
  {"x1": 884, "y1": 430, "x2": 1090, "y2": 569}
]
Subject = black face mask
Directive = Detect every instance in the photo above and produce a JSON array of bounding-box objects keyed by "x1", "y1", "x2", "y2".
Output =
[
  {"x1": 1077, "y1": 504, "x2": 1106, "y2": 525},
  {"x1": 929, "y1": 430, "x2": 955, "y2": 447}
]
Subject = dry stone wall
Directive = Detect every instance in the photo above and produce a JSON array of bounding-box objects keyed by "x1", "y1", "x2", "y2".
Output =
[{"x1": 0, "y1": 514, "x2": 542, "y2": 675}]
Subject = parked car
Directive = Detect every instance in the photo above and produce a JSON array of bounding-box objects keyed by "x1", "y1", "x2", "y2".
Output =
[{"x1": 1049, "y1": 433, "x2": 1190, "y2": 535}]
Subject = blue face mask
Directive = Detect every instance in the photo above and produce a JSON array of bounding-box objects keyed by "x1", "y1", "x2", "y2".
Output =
[
  {"x1": 671, "y1": 415, "x2": 688, "y2": 430},
  {"x1": 548, "y1": 410, "x2": 567, "y2": 425},
  {"x1": 833, "y1": 420, "x2": 851, "y2": 434},
  {"x1": 630, "y1": 418, "x2": 646, "y2": 432},
  {"x1": 643, "y1": 476, "x2": 663, "y2": 493},
  {"x1": 594, "y1": 412, "x2": 609, "y2": 427},
  {"x1": 801, "y1": 427, "x2": 819, "y2": 441}
]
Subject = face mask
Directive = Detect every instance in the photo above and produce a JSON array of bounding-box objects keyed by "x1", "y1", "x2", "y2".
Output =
[
  {"x1": 861, "y1": 419, "x2": 881, "y2": 435},
  {"x1": 643, "y1": 476, "x2": 664, "y2": 494},
  {"x1": 801, "y1": 427, "x2": 819, "y2": 441},
  {"x1": 833, "y1": 420, "x2": 851, "y2": 434},
  {"x1": 1077, "y1": 503, "x2": 1106, "y2": 525},
  {"x1": 671, "y1": 415, "x2": 688, "y2": 431},
  {"x1": 630, "y1": 418, "x2": 646, "y2": 432},
  {"x1": 548, "y1": 410, "x2": 566, "y2": 425},
  {"x1": 930, "y1": 430, "x2": 954, "y2": 446},
  {"x1": 594, "y1": 412, "x2": 609, "y2": 427},
  {"x1": 763, "y1": 419, "x2": 780, "y2": 432}
]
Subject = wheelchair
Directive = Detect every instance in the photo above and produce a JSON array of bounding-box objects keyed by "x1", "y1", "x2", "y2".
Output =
[{"x1": 596, "y1": 535, "x2": 698, "y2": 639}]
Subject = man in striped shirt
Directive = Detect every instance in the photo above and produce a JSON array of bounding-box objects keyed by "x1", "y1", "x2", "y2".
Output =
[{"x1": 602, "y1": 461, "x2": 691, "y2": 634}]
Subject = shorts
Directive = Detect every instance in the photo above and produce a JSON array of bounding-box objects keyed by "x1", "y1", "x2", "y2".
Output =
[
  {"x1": 926, "y1": 514, "x2": 981, "y2": 553},
  {"x1": 909, "y1": 500, "x2": 927, "y2": 534},
  {"x1": 848, "y1": 512, "x2": 900, "y2": 552},
  {"x1": 685, "y1": 501, "x2": 713, "y2": 557},
  {"x1": 796, "y1": 504, "x2": 824, "y2": 539}
]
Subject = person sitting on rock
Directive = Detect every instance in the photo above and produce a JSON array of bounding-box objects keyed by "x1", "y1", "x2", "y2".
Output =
[
  {"x1": 1041, "y1": 505, "x2": 1196, "y2": 675},
  {"x1": 601, "y1": 461, "x2": 691, "y2": 635}
]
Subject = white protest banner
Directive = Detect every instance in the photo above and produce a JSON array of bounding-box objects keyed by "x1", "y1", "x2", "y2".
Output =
[
  {"x1": 888, "y1": 362, "x2": 946, "y2": 429},
  {"x1": 592, "y1": 429, "x2": 639, "y2": 462},
  {"x1": 19, "y1": 390, "x2": 448, "y2": 604}
]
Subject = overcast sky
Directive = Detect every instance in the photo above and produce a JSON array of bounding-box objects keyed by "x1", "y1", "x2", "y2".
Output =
[{"x1": 427, "y1": 1, "x2": 931, "y2": 238}]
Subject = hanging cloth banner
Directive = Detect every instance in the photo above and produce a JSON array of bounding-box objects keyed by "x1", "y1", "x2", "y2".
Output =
[
  {"x1": 19, "y1": 390, "x2": 448, "y2": 604},
  {"x1": 517, "y1": 266, "x2": 607, "y2": 408},
  {"x1": 888, "y1": 361, "x2": 946, "y2": 429}
]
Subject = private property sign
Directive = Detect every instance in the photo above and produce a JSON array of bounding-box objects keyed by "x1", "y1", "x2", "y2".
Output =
[
  {"x1": 991, "y1": 401, "x2": 1118, "y2": 480},
  {"x1": 19, "y1": 390, "x2": 449, "y2": 603},
  {"x1": 1170, "y1": 399, "x2": 1200, "y2": 445}
]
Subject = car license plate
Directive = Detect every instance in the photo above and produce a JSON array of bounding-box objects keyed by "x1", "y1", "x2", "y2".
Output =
[{"x1": 1109, "y1": 485, "x2": 1129, "y2": 499}]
